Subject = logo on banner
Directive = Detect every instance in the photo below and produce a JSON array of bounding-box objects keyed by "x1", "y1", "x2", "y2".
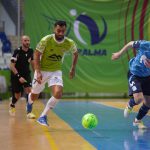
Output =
[
  {"x1": 42, "y1": 9, "x2": 108, "y2": 56},
  {"x1": 70, "y1": 9, "x2": 107, "y2": 45}
]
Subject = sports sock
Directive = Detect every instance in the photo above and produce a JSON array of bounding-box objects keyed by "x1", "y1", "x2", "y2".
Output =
[
  {"x1": 128, "y1": 97, "x2": 137, "y2": 108},
  {"x1": 10, "y1": 103, "x2": 15, "y2": 108},
  {"x1": 136, "y1": 104, "x2": 150, "y2": 120},
  {"x1": 40, "y1": 96, "x2": 59, "y2": 117},
  {"x1": 28, "y1": 93, "x2": 33, "y2": 104},
  {"x1": 12, "y1": 94, "x2": 18, "y2": 105}
]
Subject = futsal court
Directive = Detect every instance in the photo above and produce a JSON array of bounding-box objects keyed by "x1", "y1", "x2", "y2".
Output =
[{"x1": 0, "y1": 99, "x2": 150, "y2": 150}]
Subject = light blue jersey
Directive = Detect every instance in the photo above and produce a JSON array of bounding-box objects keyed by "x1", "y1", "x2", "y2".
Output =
[{"x1": 129, "y1": 40, "x2": 150, "y2": 77}]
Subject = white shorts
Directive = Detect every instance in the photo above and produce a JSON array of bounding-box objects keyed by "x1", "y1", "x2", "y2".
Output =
[{"x1": 31, "y1": 70, "x2": 63, "y2": 94}]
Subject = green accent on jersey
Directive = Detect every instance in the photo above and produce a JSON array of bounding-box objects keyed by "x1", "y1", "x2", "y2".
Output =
[{"x1": 36, "y1": 34, "x2": 77, "y2": 71}]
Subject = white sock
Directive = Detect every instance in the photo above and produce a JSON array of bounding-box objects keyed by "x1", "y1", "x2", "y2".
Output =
[
  {"x1": 28, "y1": 93, "x2": 33, "y2": 104},
  {"x1": 40, "y1": 96, "x2": 59, "y2": 117},
  {"x1": 135, "y1": 118, "x2": 140, "y2": 122}
]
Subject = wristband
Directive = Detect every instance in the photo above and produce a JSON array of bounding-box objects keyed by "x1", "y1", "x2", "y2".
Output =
[{"x1": 15, "y1": 73, "x2": 21, "y2": 79}]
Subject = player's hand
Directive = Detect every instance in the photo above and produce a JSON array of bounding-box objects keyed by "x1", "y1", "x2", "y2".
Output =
[
  {"x1": 19, "y1": 77, "x2": 27, "y2": 84},
  {"x1": 36, "y1": 71, "x2": 42, "y2": 84},
  {"x1": 111, "y1": 52, "x2": 121, "y2": 60},
  {"x1": 144, "y1": 58, "x2": 150, "y2": 68},
  {"x1": 69, "y1": 67, "x2": 75, "y2": 79}
]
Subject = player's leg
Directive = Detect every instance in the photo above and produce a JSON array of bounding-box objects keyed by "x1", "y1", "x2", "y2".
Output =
[
  {"x1": 124, "y1": 72, "x2": 142, "y2": 117},
  {"x1": 27, "y1": 93, "x2": 40, "y2": 115},
  {"x1": 24, "y1": 86, "x2": 36, "y2": 119},
  {"x1": 9, "y1": 75, "x2": 22, "y2": 116},
  {"x1": 10, "y1": 92, "x2": 20, "y2": 105},
  {"x1": 9, "y1": 92, "x2": 21, "y2": 116},
  {"x1": 23, "y1": 74, "x2": 32, "y2": 103},
  {"x1": 37, "y1": 85, "x2": 62, "y2": 126},
  {"x1": 24, "y1": 87, "x2": 31, "y2": 100},
  {"x1": 37, "y1": 71, "x2": 63, "y2": 126},
  {"x1": 124, "y1": 94, "x2": 143, "y2": 118},
  {"x1": 26, "y1": 71, "x2": 47, "y2": 116},
  {"x1": 23, "y1": 76, "x2": 36, "y2": 119},
  {"x1": 41, "y1": 85, "x2": 62, "y2": 116},
  {"x1": 133, "y1": 78, "x2": 150, "y2": 129},
  {"x1": 133, "y1": 96, "x2": 150, "y2": 129}
]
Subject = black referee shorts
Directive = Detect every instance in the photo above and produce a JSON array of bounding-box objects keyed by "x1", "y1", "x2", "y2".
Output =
[{"x1": 11, "y1": 74, "x2": 32, "y2": 93}]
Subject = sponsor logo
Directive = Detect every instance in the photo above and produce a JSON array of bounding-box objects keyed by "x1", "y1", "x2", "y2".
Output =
[{"x1": 48, "y1": 54, "x2": 62, "y2": 61}]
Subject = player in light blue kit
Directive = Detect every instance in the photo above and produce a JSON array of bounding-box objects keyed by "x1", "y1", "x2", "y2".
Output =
[{"x1": 112, "y1": 40, "x2": 150, "y2": 129}]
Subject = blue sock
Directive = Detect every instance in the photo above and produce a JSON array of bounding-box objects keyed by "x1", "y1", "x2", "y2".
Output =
[
  {"x1": 136, "y1": 104, "x2": 150, "y2": 120},
  {"x1": 128, "y1": 97, "x2": 137, "y2": 108}
]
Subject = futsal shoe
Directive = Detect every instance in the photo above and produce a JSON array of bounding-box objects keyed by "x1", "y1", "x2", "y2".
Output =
[
  {"x1": 9, "y1": 104, "x2": 16, "y2": 116},
  {"x1": 37, "y1": 115, "x2": 49, "y2": 127},
  {"x1": 133, "y1": 119, "x2": 147, "y2": 129},
  {"x1": 26, "y1": 102, "x2": 33, "y2": 114},
  {"x1": 124, "y1": 105, "x2": 133, "y2": 118},
  {"x1": 27, "y1": 112, "x2": 36, "y2": 119}
]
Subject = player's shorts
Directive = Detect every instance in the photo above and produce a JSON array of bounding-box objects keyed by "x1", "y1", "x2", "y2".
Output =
[
  {"x1": 31, "y1": 70, "x2": 63, "y2": 94},
  {"x1": 128, "y1": 71, "x2": 150, "y2": 96},
  {"x1": 11, "y1": 73, "x2": 32, "y2": 93}
]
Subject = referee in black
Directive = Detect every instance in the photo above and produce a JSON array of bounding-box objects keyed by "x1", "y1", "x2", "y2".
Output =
[{"x1": 9, "y1": 35, "x2": 35, "y2": 119}]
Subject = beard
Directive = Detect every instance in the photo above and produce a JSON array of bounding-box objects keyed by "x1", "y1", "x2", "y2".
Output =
[
  {"x1": 23, "y1": 43, "x2": 30, "y2": 48},
  {"x1": 55, "y1": 35, "x2": 64, "y2": 41}
]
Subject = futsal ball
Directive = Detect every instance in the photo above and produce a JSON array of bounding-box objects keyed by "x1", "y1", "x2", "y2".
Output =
[{"x1": 82, "y1": 113, "x2": 98, "y2": 129}]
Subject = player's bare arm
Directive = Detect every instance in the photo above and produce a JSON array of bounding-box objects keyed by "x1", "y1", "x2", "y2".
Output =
[
  {"x1": 10, "y1": 62, "x2": 27, "y2": 83},
  {"x1": 69, "y1": 50, "x2": 78, "y2": 79},
  {"x1": 31, "y1": 60, "x2": 35, "y2": 72},
  {"x1": 111, "y1": 41, "x2": 134, "y2": 60},
  {"x1": 34, "y1": 50, "x2": 42, "y2": 84}
]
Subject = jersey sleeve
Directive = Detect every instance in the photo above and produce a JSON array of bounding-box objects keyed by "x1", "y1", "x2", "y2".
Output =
[
  {"x1": 133, "y1": 40, "x2": 150, "y2": 51},
  {"x1": 132, "y1": 41, "x2": 141, "y2": 49},
  {"x1": 36, "y1": 35, "x2": 49, "y2": 53},
  {"x1": 69, "y1": 40, "x2": 78, "y2": 53},
  {"x1": 10, "y1": 49, "x2": 19, "y2": 62}
]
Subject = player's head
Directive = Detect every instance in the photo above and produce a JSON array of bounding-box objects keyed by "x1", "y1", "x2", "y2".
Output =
[
  {"x1": 21, "y1": 35, "x2": 30, "y2": 49},
  {"x1": 54, "y1": 20, "x2": 67, "y2": 41}
]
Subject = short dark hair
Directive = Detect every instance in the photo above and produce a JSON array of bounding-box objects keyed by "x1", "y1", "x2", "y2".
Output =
[{"x1": 54, "y1": 20, "x2": 67, "y2": 27}]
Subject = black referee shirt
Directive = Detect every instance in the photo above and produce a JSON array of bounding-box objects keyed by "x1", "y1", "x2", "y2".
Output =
[{"x1": 11, "y1": 46, "x2": 34, "y2": 77}]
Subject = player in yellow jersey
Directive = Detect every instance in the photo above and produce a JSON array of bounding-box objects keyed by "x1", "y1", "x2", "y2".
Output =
[{"x1": 27, "y1": 20, "x2": 78, "y2": 126}]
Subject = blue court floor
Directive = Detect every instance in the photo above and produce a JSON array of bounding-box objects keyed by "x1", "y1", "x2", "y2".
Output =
[{"x1": 53, "y1": 100, "x2": 150, "y2": 150}]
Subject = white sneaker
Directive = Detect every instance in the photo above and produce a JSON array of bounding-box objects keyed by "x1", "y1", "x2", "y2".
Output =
[
  {"x1": 133, "y1": 119, "x2": 147, "y2": 129},
  {"x1": 27, "y1": 112, "x2": 36, "y2": 119},
  {"x1": 124, "y1": 105, "x2": 133, "y2": 118}
]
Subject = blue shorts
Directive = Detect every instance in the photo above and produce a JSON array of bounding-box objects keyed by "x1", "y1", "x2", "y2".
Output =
[{"x1": 128, "y1": 71, "x2": 150, "y2": 96}]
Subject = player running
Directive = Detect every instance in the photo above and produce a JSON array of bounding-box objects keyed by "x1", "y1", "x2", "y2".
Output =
[
  {"x1": 112, "y1": 40, "x2": 150, "y2": 129},
  {"x1": 27, "y1": 20, "x2": 78, "y2": 126}
]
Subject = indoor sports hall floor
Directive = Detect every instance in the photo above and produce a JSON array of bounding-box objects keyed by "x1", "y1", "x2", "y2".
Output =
[{"x1": 0, "y1": 99, "x2": 150, "y2": 150}]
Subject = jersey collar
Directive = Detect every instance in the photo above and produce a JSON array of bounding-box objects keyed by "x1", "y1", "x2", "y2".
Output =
[{"x1": 53, "y1": 34, "x2": 65, "y2": 44}]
